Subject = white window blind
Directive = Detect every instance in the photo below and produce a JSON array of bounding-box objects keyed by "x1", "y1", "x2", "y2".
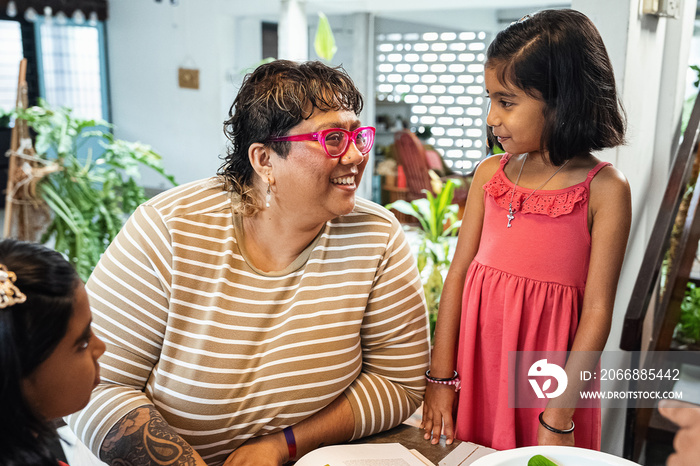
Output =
[
  {"x1": 39, "y1": 22, "x2": 104, "y2": 120},
  {"x1": 0, "y1": 20, "x2": 24, "y2": 111}
]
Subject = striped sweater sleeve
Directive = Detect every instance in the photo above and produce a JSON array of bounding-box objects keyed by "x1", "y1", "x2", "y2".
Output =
[
  {"x1": 343, "y1": 212, "x2": 430, "y2": 439},
  {"x1": 66, "y1": 204, "x2": 172, "y2": 454}
]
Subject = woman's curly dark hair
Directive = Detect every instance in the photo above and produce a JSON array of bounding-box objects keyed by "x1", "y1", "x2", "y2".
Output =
[{"x1": 219, "y1": 60, "x2": 364, "y2": 215}]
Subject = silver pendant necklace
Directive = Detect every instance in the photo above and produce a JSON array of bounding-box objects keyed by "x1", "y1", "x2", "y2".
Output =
[{"x1": 506, "y1": 154, "x2": 570, "y2": 228}]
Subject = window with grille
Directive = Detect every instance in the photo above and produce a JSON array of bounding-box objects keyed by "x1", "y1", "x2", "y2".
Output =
[
  {"x1": 0, "y1": 20, "x2": 24, "y2": 111},
  {"x1": 0, "y1": 17, "x2": 107, "y2": 121},
  {"x1": 37, "y1": 21, "x2": 107, "y2": 120},
  {"x1": 375, "y1": 30, "x2": 491, "y2": 174}
]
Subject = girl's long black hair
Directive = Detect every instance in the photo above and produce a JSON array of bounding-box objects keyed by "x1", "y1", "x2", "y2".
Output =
[{"x1": 0, "y1": 239, "x2": 80, "y2": 466}]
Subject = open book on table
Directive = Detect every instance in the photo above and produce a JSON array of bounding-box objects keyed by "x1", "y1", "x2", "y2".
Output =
[{"x1": 294, "y1": 442, "x2": 433, "y2": 466}]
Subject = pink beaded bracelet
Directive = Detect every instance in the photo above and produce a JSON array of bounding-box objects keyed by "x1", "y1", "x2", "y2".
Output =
[{"x1": 425, "y1": 370, "x2": 461, "y2": 392}]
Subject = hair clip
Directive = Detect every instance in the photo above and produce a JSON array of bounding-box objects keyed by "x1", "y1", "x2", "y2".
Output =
[
  {"x1": 0, "y1": 264, "x2": 26, "y2": 309},
  {"x1": 511, "y1": 14, "x2": 532, "y2": 26}
]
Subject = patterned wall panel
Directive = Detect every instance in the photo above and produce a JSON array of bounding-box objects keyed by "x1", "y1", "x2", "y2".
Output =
[{"x1": 375, "y1": 30, "x2": 491, "y2": 174}]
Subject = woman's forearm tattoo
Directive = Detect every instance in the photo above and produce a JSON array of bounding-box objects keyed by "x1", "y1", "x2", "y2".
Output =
[{"x1": 100, "y1": 405, "x2": 198, "y2": 466}]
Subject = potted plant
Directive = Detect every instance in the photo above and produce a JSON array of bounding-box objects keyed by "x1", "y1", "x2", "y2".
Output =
[
  {"x1": 14, "y1": 100, "x2": 176, "y2": 281},
  {"x1": 386, "y1": 176, "x2": 463, "y2": 339}
]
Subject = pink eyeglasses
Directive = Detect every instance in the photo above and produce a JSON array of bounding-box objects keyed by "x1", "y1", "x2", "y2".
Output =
[{"x1": 268, "y1": 126, "x2": 375, "y2": 158}]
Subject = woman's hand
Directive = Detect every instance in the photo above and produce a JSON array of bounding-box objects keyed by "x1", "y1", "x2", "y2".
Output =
[
  {"x1": 421, "y1": 383, "x2": 457, "y2": 445},
  {"x1": 223, "y1": 432, "x2": 288, "y2": 466},
  {"x1": 659, "y1": 400, "x2": 700, "y2": 466}
]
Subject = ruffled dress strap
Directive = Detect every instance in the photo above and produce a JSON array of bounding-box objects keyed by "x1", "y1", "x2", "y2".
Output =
[
  {"x1": 499, "y1": 152, "x2": 514, "y2": 166},
  {"x1": 584, "y1": 161, "x2": 612, "y2": 188}
]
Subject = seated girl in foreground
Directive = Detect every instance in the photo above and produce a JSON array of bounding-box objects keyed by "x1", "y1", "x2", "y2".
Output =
[{"x1": 0, "y1": 239, "x2": 105, "y2": 466}]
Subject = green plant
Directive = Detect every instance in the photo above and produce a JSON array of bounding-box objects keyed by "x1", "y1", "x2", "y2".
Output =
[
  {"x1": 682, "y1": 65, "x2": 700, "y2": 135},
  {"x1": 675, "y1": 282, "x2": 700, "y2": 344},
  {"x1": 314, "y1": 12, "x2": 337, "y2": 61},
  {"x1": 0, "y1": 107, "x2": 11, "y2": 128},
  {"x1": 386, "y1": 177, "x2": 463, "y2": 339},
  {"x1": 691, "y1": 65, "x2": 700, "y2": 88},
  {"x1": 16, "y1": 100, "x2": 176, "y2": 281}
]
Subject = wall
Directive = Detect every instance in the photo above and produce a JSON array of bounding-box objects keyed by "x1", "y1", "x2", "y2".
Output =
[
  {"x1": 106, "y1": 0, "x2": 236, "y2": 189},
  {"x1": 375, "y1": 10, "x2": 499, "y2": 34}
]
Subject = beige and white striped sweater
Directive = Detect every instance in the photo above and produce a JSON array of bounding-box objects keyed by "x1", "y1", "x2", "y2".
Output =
[{"x1": 67, "y1": 178, "x2": 430, "y2": 465}]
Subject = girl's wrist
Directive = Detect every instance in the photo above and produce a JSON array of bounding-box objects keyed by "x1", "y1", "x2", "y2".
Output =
[
  {"x1": 426, "y1": 366, "x2": 455, "y2": 379},
  {"x1": 541, "y1": 409, "x2": 574, "y2": 432},
  {"x1": 425, "y1": 370, "x2": 461, "y2": 391}
]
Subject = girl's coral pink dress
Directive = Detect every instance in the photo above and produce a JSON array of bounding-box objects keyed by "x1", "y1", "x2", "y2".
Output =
[{"x1": 454, "y1": 153, "x2": 609, "y2": 450}]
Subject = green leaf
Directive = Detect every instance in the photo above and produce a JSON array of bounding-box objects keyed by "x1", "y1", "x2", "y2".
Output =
[
  {"x1": 314, "y1": 12, "x2": 337, "y2": 61},
  {"x1": 443, "y1": 219, "x2": 462, "y2": 236},
  {"x1": 386, "y1": 200, "x2": 420, "y2": 217},
  {"x1": 527, "y1": 455, "x2": 558, "y2": 466},
  {"x1": 16, "y1": 100, "x2": 177, "y2": 280},
  {"x1": 677, "y1": 282, "x2": 700, "y2": 343}
]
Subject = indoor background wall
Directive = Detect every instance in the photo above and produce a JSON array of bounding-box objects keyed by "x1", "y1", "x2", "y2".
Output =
[{"x1": 106, "y1": 0, "x2": 236, "y2": 189}]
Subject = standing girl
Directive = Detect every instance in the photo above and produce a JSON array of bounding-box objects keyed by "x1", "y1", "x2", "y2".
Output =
[
  {"x1": 0, "y1": 239, "x2": 105, "y2": 466},
  {"x1": 421, "y1": 9, "x2": 631, "y2": 451}
]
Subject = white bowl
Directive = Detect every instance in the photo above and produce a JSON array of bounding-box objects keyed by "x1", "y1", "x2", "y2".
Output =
[{"x1": 470, "y1": 445, "x2": 640, "y2": 466}]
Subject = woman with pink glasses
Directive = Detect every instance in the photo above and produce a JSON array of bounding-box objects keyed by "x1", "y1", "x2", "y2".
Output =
[{"x1": 67, "y1": 60, "x2": 430, "y2": 466}]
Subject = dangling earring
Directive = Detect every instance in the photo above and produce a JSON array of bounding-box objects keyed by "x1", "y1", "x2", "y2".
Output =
[{"x1": 265, "y1": 180, "x2": 271, "y2": 208}]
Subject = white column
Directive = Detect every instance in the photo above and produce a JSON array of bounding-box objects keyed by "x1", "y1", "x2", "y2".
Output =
[
  {"x1": 352, "y1": 12, "x2": 375, "y2": 201},
  {"x1": 278, "y1": 0, "x2": 308, "y2": 61}
]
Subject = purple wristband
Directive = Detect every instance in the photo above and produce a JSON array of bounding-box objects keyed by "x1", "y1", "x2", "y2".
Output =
[{"x1": 283, "y1": 426, "x2": 297, "y2": 460}]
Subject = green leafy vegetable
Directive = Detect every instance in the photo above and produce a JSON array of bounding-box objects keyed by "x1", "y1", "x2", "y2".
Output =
[{"x1": 528, "y1": 454, "x2": 558, "y2": 466}]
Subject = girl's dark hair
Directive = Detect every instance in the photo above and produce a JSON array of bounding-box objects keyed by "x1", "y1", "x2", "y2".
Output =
[
  {"x1": 486, "y1": 9, "x2": 626, "y2": 165},
  {"x1": 219, "y1": 60, "x2": 364, "y2": 215},
  {"x1": 0, "y1": 239, "x2": 80, "y2": 466}
]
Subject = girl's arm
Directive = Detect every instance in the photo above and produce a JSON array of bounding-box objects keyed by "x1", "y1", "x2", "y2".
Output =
[
  {"x1": 539, "y1": 165, "x2": 632, "y2": 446},
  {"x1": 421, "y1": 156, "x2": 499, "y2": 444}
]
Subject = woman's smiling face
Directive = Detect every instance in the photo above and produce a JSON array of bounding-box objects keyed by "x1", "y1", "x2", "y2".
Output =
[
  {"x1": 270, "y1": 109, "x2": 368, "y2": 225},
  {"x1": 485, "y1": 65, "x2": 548, "y2": 157}
]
